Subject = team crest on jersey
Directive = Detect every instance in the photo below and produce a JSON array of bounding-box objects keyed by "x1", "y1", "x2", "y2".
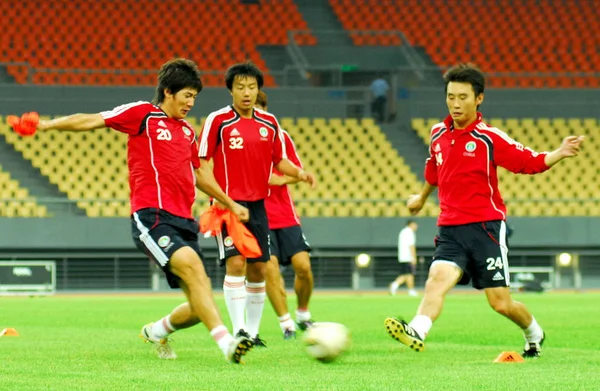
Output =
[
  {"x1": 465, "y1": 141, "x2": 477, "y2": 152},
  {"x1": 158, "y1": 236, "x2": 171, "y2": 248},
  {"x1": 182, "y1": 127, "x2": 192, "y2": 136},
  {"x1": 434, "y1": 143, "x2": 441, "y2": 152},
  {"x1": 259, "y1": 127, "x2": 269, "y2": 137},
  {"x1": 224, "y1": 236, "x2": 234, "y2": 247}
]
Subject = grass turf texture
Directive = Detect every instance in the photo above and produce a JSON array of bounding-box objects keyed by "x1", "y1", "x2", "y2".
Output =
[{"x1": 1, "y1": 292, "x2": 599, "y2": 391}]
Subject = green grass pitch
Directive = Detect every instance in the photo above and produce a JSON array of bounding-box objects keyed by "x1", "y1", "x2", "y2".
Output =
[{"x1": 1, "y1": 292, "x2": 599, "y2": 391}]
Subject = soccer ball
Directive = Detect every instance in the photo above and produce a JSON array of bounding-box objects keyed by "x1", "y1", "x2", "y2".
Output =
[{"x1": 303, "y1": 322, "x2": 351, "y2": 362}]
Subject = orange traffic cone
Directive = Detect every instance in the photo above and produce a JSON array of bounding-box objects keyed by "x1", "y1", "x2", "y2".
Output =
[
  {"x1": 0, "y1": 328, "x2": 20, "y2": 337},
  {"x1": 494, "y1": 351, "x2": 524, "y2": 363}
]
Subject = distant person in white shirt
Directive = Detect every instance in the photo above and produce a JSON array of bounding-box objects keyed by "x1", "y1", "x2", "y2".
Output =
[
  {"x1": 390, "y1": 220, "x2": 418, "y2": 296},
  {"x1": 370, "y1": 75, "x2": 390, "y2": 123}
]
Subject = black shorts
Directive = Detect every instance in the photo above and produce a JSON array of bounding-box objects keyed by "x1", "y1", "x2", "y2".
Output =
[
  {"x1": 132, "y1": 208, "x2": 203, "y2": 289},
  {"x1": 433, "y1": 220, "x2": 510, "y2": 290},
  {"x1": 397, "y1": 262, "x2": 414, "y2": 276},
  {"x1": 270, "y1": 225, "x2": 312, "y2": 266},
  {"x1": 217, "y1": 200, "x2": 271, "y2": 265}
]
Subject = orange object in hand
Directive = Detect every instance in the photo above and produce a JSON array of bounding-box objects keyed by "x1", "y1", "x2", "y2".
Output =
[{"x1": 7, "y1": 112, "x2": 39, "y2": 136}]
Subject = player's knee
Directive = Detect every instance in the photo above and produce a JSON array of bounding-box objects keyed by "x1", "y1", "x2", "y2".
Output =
[
  {"x1": 226, "y1": 256, "x2": 246, "y2": 275},
  {"x1": 173, "y1": 260, "x2": 207, "y2": 286},
  {"x1": 489, "y1": 297, "x2": 511, "y2": 316},
  {"x1": 246, "y1": 262, "x2": 266, "y2": 282},
  {"x1": 294, "y1": 261, "x2": 312, "y2": 280}
]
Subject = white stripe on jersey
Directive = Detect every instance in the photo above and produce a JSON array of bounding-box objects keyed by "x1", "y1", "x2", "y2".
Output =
[
  {"x1": 100, "y1": 101, "x2": 149, "y2": 119},
  {"x1": 199, "y1": 106, "x2": 233, "y2": 157}
]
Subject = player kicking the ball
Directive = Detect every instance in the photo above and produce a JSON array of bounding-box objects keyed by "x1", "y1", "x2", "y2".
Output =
[
  {"x1": 9, "y1": 59, "x2": 253, "y2": 363},
  {"x1": 384, "y1": 63, "x2": 584, "y2": 357}
]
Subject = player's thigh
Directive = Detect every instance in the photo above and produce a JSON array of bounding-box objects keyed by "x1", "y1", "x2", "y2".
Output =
[
  {"x1": 131, "y1": 219, "x2": 194, "y2": 289},
  {"x1": 266, "y1": 255, "x2": 282, "y2": 284},
  {"x1": 469, "y1": 220, "x2": 510, "y2": 290},
  {"x1": 279, "y1": 225, "x2": 312, "y2": 268},
  {"x1": 244, "y1": 201, "x2": 271, "y2": 264},
  {"x1": 432, "y1": 227, "x2": 469, "y2": 286}
]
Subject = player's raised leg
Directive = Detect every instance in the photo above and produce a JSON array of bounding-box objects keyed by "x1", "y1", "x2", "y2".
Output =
[
  {"x1": 485, "y1": 287, "x2": 545, "y2": 358},
  {"x1": 143, "y1": 246, "x2": 252, "y2": 363},
  {"x1": 266, "y1": 255, "x2": 296, "y2": 339},
  {"x1": 290, "y1": 251, "x2": 314, "y2": 330},
  {"x1": 385, "y1": 261, "x2": 462, "y2": 351}
]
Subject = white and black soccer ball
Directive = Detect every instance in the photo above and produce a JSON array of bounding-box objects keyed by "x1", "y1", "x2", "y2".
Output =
[{"x1": 303, "y1": 322, "x2": 351, "y2": 362}]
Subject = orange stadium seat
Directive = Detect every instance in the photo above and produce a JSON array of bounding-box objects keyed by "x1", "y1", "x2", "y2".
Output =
[
  {"x1": 329, "y1": 0, "x2": 600, "y2": 88},
  {"x1": 0, "y1": 0, "x2": 316, "y2": 87}
]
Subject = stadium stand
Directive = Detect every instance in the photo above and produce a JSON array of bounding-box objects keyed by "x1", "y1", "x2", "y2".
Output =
[
  {"x1": 411, "y1": 117, "x2": 600, "y2": 216},
  {"x1": 0, "y1": 119, "x2": 47, "y2": 217},
  {"x1": 0, "y1": 0, "x2": 316, "y2": 87},
  {"x1": 330, "y1": 0, "x2": 600, "y2": 88},
  {"x1": 0, "y1": 117, "x2": 436, "y2": 218}
]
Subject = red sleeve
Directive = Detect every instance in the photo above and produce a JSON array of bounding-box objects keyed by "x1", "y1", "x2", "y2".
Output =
[
  {"x1": 100, "y1": 101, "x2": 151, "y2": 135},
  {"x1": 491, "y1": 129, "x2": 549, "y2": 174},
  {"x1": 424, "y1": 129, "x2": 439, "y2": 186},
  {"x1": 198, "y1": 112, "x2": 222, "y2": 160},
  {"x1": 283, "y1": 131, "x2": 302, "y2": 168},
  {"x1": 271, "y1": 117, "x2": 285, "y2": 165}
]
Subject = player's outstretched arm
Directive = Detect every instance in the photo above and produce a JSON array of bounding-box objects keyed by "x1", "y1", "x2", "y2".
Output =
[
  {"x1": 407, "y1": 182, "x2": 436, "y2": 215},
  {"x1": 543, "y1": 136, "x2": 585, "y2": 167},
  {"x1": 195, "y1": 159, "x2": 249, "y2": 222},
  {"x1": 38, "y1": 114, "x2": 106, "y2": 132},
  {"x1": 275, "y1": 159, "x2": 316, "y2": 188}
]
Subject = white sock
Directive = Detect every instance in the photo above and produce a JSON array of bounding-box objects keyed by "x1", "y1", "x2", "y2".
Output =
[
  {"x1": 391, "y1": 282, "x2": 399, "y2": 292},
  {"x1": 210, "y1": 325, "x2": 235, "y2": 357},
  {"x1": 278, "y1": 313, "x2": 296, "y2": 332},
  {"x1": 245, "y1": 281, "x2": 266, "y2": 338},
  {"x1": 151, "y1": 315, "x2": 176, "y2": 339},
  {"x1": 223, "y1": 275, "x2": 247, "y2": 335},
  {"x1": 296, "y1": 308, "x2": 312, "y2": 322},
  {"x1": 408, "y1": 315, "x2": 433, "y2": 340},
  {"x1": 523, "y1": 316, "x2": 544, "y2": 343}
]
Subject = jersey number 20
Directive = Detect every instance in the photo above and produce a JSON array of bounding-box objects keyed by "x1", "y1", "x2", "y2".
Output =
[{"x1": 157, "y1": 128, "x2": 172, "y2": 141}]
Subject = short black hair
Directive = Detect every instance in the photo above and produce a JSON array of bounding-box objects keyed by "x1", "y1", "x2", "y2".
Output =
[
  {"x1": 406, "y1": 219, "x2": 416, "y2": 226},
  {"x1": 443, "y1": 63, "x2": 485, "y2": 97},
  {"x1": 225, "y1": 62, "x2": 264, "y2": 91},
  {"x1": 153, "y1": 58, "x2": 203, "y2": 104}
]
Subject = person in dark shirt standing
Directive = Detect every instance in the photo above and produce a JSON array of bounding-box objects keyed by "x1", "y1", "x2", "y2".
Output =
[
  {"x1": 8, "y1": 59, "x2": 254, "y2": 364},
  {"x1": 198, "y1": 63, "x2": 316, "y2": 346},
  {"x1": 384, "y1": 63, "x2": 584, "y2": 358}
]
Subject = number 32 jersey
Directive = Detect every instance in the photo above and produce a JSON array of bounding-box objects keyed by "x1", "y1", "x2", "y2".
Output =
[
  {"x1": 198, "y1": 105, "x2": 286, "y2": 201},
  {"x1": 100, "y1": 101, "x2": 200, "y2": 219}
]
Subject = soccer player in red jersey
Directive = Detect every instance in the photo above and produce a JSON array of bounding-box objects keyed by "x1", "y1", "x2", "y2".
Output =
[
  {"x1": 11, "y1": 59, "x2": 253, "y2": 363},
  {"x1": 198, "y1": 63, "x2": 316, "y2": 346},
  {"x1": 255, "y1": 91, "x2": 314, "y2": 339},
  {"x1": 385, "y1": 63, "x2": 584, "y2": 358}
]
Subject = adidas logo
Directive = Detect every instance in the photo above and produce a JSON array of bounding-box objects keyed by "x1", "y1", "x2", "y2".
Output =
[
  {"x1": 230, "y1": 128, "x2": 240, "y2": 136},
  {"x1": 492, "y1": 271, "x2": 504, "y2": 281},
  {"x1": 158, "y1": 120, "x2": 167, "y2": 128}
]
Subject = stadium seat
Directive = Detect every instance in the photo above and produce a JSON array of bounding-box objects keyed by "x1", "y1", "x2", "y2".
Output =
[
  {"x1": 329, "y1": 0, "x2": 600, "y2": 88},
  {"x1": 0, "y1": 0, "x2": 316, "y2": 87}
]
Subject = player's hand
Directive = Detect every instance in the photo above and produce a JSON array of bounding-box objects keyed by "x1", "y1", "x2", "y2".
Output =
[
  {"x1": 559, "y1": 135, "x2": 584, "y2": 158},
  {"x1": 7, "y1": 112, "x2": 40, "y2": 136},
  {"x1": 298, "y1": 170, "x2": 317, "y2": 188},
  {"x1": 406, "y1": 194, "x2": 425, "y2": 215},
  {"x1": 230, "y1": 202, "x2": 250, "y2": 223}
]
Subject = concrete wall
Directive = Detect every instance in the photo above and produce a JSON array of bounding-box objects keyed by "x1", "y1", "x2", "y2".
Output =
[
  {"x1": 0, "y1": 216, "x2": 598, "y2": 251},
  {"x1": 1, "y1": 85, "x2": 598, "y2": 119}
]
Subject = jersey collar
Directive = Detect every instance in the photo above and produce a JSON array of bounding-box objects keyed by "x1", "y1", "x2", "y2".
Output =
[{"x1": 443, "y1": 112, "x2": 483, "y2": 133}]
